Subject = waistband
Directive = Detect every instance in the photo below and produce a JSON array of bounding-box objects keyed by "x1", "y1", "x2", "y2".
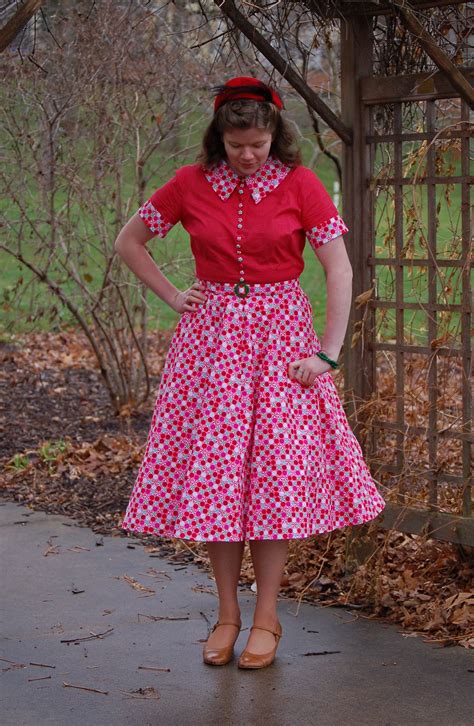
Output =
[{"x1": 197, "y1": 277, "x2": 301, "y2": 298}]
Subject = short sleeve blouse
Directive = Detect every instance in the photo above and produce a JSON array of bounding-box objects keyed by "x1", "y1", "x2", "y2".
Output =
[{"x1": 137, "y1": 156, "x2": 348, "y2": 284}]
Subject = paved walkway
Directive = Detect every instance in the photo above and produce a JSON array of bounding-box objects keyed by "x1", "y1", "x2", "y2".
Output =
[{"x1": 1, "y1": 500, "x2": 472, "y2": 726}]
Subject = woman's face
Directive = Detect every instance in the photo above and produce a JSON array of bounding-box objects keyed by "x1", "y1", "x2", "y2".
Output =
[{"x1": 222, "y1": 126, "x2": 273, "y2": 176}]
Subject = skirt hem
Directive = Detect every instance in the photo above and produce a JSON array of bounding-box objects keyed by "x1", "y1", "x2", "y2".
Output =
[{"x1": 120, "y1": 501, "x2": 386, "y2": 542}]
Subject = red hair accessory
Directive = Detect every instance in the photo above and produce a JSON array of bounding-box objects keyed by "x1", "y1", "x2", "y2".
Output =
[{"x1": 213, "y1": 76, "x2": 284, "y2": 113}]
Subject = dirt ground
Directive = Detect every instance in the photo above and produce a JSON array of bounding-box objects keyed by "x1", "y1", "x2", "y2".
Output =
[{"x1": 1, "y1": 329, "x2": 472, "y2": 650}]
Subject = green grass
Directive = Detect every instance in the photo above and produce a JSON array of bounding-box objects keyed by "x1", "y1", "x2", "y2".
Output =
[
  {"x1": 1, "y1": 121, "x2": 465, "y2": 348},
  {"x1": 5, "y1": 453, "x2": 29, "y2": 471},
  {"x1": 37, "y1": 439, "x2": 69, "y2": 462},
  {"x1": 0, "y1": 142, "x2": 338, "y2": 337}
]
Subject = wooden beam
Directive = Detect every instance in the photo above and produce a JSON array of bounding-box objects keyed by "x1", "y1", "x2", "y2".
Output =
[
  {"x1": 326, "y1": 0, "x2": 465, "y2": 18},
  {"x1": 0, "y1": 0, "x2": 45, "y2": 53},
  {"x1": 391, "y1": 1, "x2": 474, "y2": 108},
  {"x1": 212, "y1": 0, "x2": 353, "y2": 145},
  {"x1": 345, "y1": 502, "x2": 474, "y2": 570},
  {"x1": 361, "y1": 66, "x2": 474, "y2": 103},
  {"x1": 376, "y1": 502, "x2": 474, "y2": 547}
]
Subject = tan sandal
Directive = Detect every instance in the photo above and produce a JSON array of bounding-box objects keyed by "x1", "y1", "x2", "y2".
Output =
[
  {"x1": 237, "y1": 621, "x2": 283, "y2": 669},
  {"x1": 203, "y1": 620, "x2": 242, "y2": 666}
]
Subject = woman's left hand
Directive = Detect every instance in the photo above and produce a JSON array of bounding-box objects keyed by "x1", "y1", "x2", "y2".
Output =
[{"x1": 288, "y1": 355, "x2": 333, "y2": 388}]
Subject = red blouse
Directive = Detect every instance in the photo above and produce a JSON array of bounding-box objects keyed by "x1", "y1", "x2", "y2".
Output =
[{"x1": 138, "y1": 155, "x2": 349, "y2": 285}]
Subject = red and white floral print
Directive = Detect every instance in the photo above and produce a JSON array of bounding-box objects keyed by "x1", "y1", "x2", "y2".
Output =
[
  {"x1": 204, "y1": 155, "x2": 291, "y2": 204},
  {"x1": 121, "y1": 278, "x2": 386, "y2": 542},
  {"x1": 306, "y1": 214, "x2": 349, "y2": 250},
  {"x1": 138, "y1": 200, "x2": 174, "y2": 237}
]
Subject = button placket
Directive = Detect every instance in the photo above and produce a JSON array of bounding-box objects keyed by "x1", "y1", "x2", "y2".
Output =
[{"x1": 233, "y1": 182, "x2": 249, "y2": 298}]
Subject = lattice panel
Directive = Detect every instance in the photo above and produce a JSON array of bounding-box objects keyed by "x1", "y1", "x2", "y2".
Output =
[{"x1": 365, "y1": 95, "x2": 472, "y2": 518}]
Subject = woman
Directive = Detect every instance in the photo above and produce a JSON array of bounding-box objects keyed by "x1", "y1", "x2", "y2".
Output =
[{"x1": 115, "y1": 77, "x2": 386, "y2": 670}]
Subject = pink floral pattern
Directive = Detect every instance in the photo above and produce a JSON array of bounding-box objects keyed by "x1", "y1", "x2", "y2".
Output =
[
  {"x1": 204, "y1": 156, "x2": 291, "y2": 204},
  {"x1": 138, "y1": 201, "x2": 174, "y2": 237},
  {"x1": 306, "y1": 214, "x2": 349, "y2": 250},
  {"x1": 121, "y1": 277, "x2": 386, "y2": 542}
]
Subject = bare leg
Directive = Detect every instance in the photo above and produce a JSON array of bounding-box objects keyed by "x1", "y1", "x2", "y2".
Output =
[
  {"x1": 244, "y1": 539, "x2": 289, "y2": 654},
  {"x1": 205, "y1": 541, "x2": 245, "y2": 649}
]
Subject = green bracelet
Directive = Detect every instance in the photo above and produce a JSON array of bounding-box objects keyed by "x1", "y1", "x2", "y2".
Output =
[{"x1": 316, "y1": 350, "x2": 340, "y2": 369}]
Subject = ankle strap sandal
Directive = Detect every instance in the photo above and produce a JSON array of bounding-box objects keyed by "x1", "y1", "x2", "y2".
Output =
[
  {"x1": 249, "y1": 622, "x2": 282, "y2": 642},
  {"x1": 203, "y1": 620, "x2": 242, "y2": 666},
  {"x1": 238, "y1": 621, "x2": 283, "y2": 669}
]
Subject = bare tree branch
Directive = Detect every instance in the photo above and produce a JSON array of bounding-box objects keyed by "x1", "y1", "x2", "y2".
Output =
[
  {"x1": 212, "y1": 0, "x2": 353, "y2": 144},
  {"x1": 0, "y1": 0, "x2": 45, "y2": 53},
  {"x1": 390, "y1": 1, "x2": 474, "y2": 108}
]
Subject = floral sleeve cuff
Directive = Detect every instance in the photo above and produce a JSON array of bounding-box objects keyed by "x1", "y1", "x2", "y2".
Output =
[
  {"x1": 306, "y1": 214, "x2": 349, "y2": 251},
  {"x1": 138, "y1": 201, "x2": 174, "y2": 238}
]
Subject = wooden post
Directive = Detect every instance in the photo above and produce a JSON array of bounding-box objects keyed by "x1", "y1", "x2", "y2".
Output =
[
  {"x1": 340, "y1": 14, "x2": 379, "y2": 574},
  {"x1": 340, "y1": 13, "x2": 375, "y2": 437}
]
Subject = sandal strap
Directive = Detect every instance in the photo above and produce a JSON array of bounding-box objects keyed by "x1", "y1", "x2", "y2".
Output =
[
  {"x1": 211, "y1": 621, "x2": 241, "y2": 632},
  {"x1": 250, "y1": 624, "x2": 281, "y2": 640}
]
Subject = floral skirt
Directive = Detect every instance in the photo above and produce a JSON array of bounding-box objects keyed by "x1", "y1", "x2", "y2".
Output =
[{"x1": 121, "y1": 277, "x2": 386, "y2": 542}]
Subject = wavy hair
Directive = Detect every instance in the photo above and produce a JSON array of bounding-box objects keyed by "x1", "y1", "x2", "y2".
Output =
[{"x1": 197, "y1": 99, "x2": 301, "y2": 167}]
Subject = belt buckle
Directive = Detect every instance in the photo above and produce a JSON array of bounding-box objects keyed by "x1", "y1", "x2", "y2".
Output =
[{"x1": 234, "y1": 282, "x2": 250, "y2": 299}]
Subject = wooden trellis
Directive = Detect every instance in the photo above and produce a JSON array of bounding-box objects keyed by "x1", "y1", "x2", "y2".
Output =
[{"x1": 341, "y1": 13, "x2": 473, "y2": 547}]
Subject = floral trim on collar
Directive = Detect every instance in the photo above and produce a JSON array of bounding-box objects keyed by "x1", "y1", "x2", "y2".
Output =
[{"x1": 204, "y1": 155, "x2": 292, "y2": 204}]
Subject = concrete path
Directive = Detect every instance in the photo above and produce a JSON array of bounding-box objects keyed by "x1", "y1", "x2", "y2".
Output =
[{"x1": 1, "y1": 500, "x2": 472, "y2": 726}]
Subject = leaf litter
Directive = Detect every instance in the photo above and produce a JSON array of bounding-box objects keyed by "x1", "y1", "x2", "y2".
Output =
[{"x1": 0, "y1": 329, "x2": 472, "y2": 650}]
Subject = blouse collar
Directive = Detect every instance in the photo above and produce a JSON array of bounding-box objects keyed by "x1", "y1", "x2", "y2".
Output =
[{"x1": 203, "y1": 155, "x2": 292, "y2": 204}]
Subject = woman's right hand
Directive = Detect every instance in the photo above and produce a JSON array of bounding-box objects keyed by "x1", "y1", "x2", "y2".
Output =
[{"x1": 171, "y1": 280, "x2": 208, "y2": 314}]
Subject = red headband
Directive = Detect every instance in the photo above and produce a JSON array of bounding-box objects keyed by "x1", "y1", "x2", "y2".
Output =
[{"x1": 213, "y1": 76, "x2": 284, "y2": 113}]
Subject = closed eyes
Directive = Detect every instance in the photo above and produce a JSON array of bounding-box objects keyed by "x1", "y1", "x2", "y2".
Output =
[{"x1": 229, "y1": 143, "x2": 266, "y2": 148}]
